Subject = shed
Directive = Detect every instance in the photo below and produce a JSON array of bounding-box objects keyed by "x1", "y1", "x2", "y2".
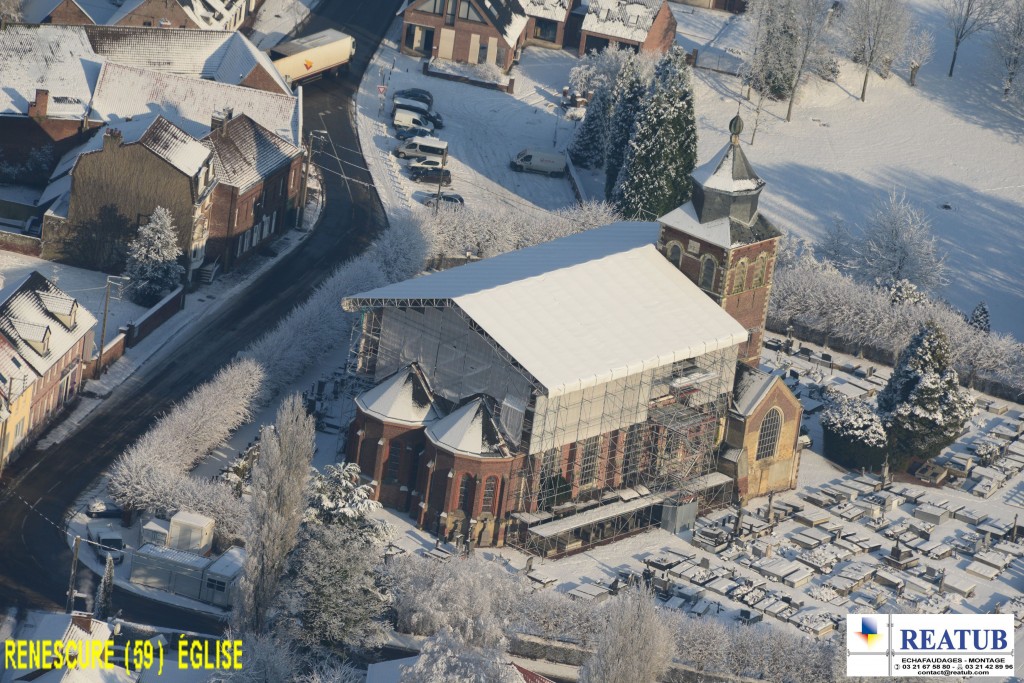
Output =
[
  {"x1": 129, "y1": 543, "x2": 211, "y2": 601},
  {"x1": 141, "y1": 518, "x2": 170, "y2": 547},
  {"x1": 201, "y1": 546, "x2": 246, "y2": 607},
  {"x1": 167, "y1": 510, "x2": 215, "y2": 555}
]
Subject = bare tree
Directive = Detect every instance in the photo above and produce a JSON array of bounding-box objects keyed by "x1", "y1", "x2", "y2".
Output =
[
  {"x1": 942, "y1": 0, "x2": 1000, "y2": 77},
  {"x1": 842, "y1": 0, "x2": 910, "y2": 101},
  {"x1": 904, "y1": 28, "x2": 936, "y2": 86},
  {"x1": 578, "y1": 587, "x2": 676, "y2": 683},
  {"x1": 857, "y1": 191, "x2": 947, "y2": 291},
  {"x1": 0, "y1": 0, "x2": 21, "y2": 20},
  {"x1": 237, "y1": 394, "x2": 315, "y2": 634},
  {"x1": 785, "y1": 0, "x2": 836, "y2": 122},
  {"x1": 992, "y1": 0, "x2": 1024, "y2": 97}
]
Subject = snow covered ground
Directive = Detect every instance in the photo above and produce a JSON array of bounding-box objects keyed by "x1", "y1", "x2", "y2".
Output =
[
  {"x1": 675, "y1": 2, "x2": 1024, "y2": 339},
  {"x1": 355, "y1": 20, "x2": 579, "y2": 222}
]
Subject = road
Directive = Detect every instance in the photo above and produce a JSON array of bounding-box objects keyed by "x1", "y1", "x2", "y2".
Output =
[{"x1": 0, "y1": 0, "x2": 404, "y2": 632}]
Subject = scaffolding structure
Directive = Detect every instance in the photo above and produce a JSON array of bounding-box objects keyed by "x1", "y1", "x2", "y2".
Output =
[{"x1": 343, "y1": 303, "x2": 739, "y2": 556}]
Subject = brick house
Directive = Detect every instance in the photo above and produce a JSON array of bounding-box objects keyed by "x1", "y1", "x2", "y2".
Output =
[
  {"x1": 718, "y1": 365, "x2": 802, "y2": 501},
  {"x1": 0, "y1": 335, "x2": 36, "y2": 473},
  {"x1": 0, "y1": 272, "x2": 96, "y2": 444},
  {"x1": 520, "y1": 0, "x2": 576, "y2": 48},
  {"x1": 42, "y1": 117, "x2": 216, "y2": 277},
  {"x1": 673, "y1": 0, "x2": 746, "y2": 14},
  {"x1": 201, "y1": 112, "x2": 303, "y2": 271},
  {"x1": 22, "y1": 0, "x2": 253, "y2": 31},
  {"x1": 577, "y1": 0, "x2": 676, "y2": 56},
  {"x1": 400, "y1": 0, "x2": 530, "y2": 72}
]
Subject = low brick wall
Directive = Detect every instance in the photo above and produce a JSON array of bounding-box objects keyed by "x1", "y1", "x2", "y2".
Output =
[
  {"x1": 0, "y1": 229, "x2": 42, "y2": 257},
  {"x1": 83, "y1": 331, "x2": 127, "y2": 377},
  {"x1": 125, "y1": 286, "x2": 184, "y2": 348},
  {"x1": 422, "y1": 61, "x2": 515, "y2": 94}
]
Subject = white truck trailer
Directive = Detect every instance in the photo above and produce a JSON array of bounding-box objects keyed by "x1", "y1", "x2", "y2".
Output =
[{"x1": 269, "y1": 29, "x2": 356, "y2": 86}]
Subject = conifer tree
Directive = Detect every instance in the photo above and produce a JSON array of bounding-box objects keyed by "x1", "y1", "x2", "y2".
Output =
[
  {"x1": 968, "y1": 301, "x2": 990, "y2": 333},
  {"x1": 604, "y1": 53, "x2": 649, "y2": 199},
  {"x1": 124, "y1": 207, "x2": 185, "y2": 305},
  {"x1": 612, "y1": 47, "x2": 698, "y2": 219},
  {"x1": 94, "y1": 554, "x2": 115, "y2": 620},
  {"x1": 568, "y1": 86, "x2": 612, "y2": 169},
  {"x1": 877, "y1": 323, "x2": 974, "y2": 467}
]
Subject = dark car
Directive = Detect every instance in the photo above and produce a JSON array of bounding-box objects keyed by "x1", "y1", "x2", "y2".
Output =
[
  {"x1": 395, "y1": 126, "x2": 433, "y2": 141},
  {"x1": 411, "y1": 167, "x2": 452, "y2": 186},
  {"x1": 87, "y1": 500, "x2": 124, "y2": 519},
  {"x1": 395, "y1": 102, "x2": 444, "y2": 130},
  {"x1": 393, "y1": 88, "x2": 433, "y2": 108},
  {"x1": 424, "y1": 192, "x2": 464, "y2": 209}
]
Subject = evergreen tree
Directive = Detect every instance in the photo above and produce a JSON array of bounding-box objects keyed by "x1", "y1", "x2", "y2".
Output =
[
  {"x1": 94, "y1": 554, "x2": 115, "y2": 620},
  {"x1": 568, "y1": 86, "x2": 612, "y2": 169},
  {"x1": 877, "y1": 323, "x2": 974, "y2": 468},
  {"x1": 612, "y1": 47, "x2": 698, "y2": 219},
  {"x1": 124, "y1": 206, "x2": 185, "y2": 306},
  {"x1": 604, "y1": 53, "x2": 649, "y2": 200},
  {"x1": 968, "y1": 301, "x2": 990, "y2": 333}
]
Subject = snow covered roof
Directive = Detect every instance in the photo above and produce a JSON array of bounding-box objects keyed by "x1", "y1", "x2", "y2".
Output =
[
  {"x1": 474, "y1": 0, "x2": 530, "y2": 48},
  {"x1": 136, "y1": 543, "x2": 213, "y2": 569},
  {"x1": 0, "y1": 272, "x2": 97, "y2": 377},
  {"x1": 521, "y1": 0, "x2": 570, "y2": 22},
  {"x1": 356, "y1": 365, "x2": 440, "y2": 427},
  {"x1": 582, "y1": 0, "x2": 664, "y2": 43},
  {"x1": 83, "y1": 26, "x2": 291, "y2": 94},
  {"x1": 692, "y1": 140, "x2": 764, "y2": 194},
  {"x1": 425, "y1": 398, "x2": 503, "y2": 458},
  {"x1": 0, "y1": 334, "x2": 35, "y2": 402},
  {"x1": 89, "y1": 62, "x2": 301, "y2": 143},
  {"x1": 345, "y1": 222, "x2": 747, "y2": 397},
  {"x1": 202, "y1": 114, "x2": 302, "y2": 191},
  {"x1": 206, "y1": 546, "x2": 246, "y2": 578},
  {"x1": 0, "y1": 24, "x2": 101, "y2": 118},
  {"x1": 172, "y1": 509, "x2": 215, "y2": 528},
  {"x1": 659, "y1": 200, "x2": 780, "y2": 248},
  {"x1": 732, "y1": 364, "x2": 781, "y2": 416},
  {"x1": 138, "y1": 116, "x2": 212, "y2": 176}
]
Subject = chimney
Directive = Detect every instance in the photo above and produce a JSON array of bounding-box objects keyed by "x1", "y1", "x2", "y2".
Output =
[
  {"x1": 28, "y1": 89, "x2": 49, "y2": 118},
  {"x1": 70, "y1": 611, "x2": 94, "y2": 634},
  {"x1": 102, "y1": 128, "x2": 124, "y2": 151},
  {"x1": 211, "y1": 107, "x2": 234, "y2": 132}
]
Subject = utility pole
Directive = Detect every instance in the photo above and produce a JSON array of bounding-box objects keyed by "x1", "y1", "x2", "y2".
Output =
[
  {"x1": 94, "y1": 276, "x2": 129, "y2": 379},
  {"x1": 66, "y1": 535, "x2": 80, "y2": 613},
  {"x1": 433, "y1": 150, "x2": 448, "y2": 215},
  {"x1": 296, "y1": 130, "x2": 314, "y2": 230}
]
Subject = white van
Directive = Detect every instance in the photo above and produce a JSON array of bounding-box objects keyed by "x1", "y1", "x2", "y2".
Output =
[
  {"x1": 393, "y1": 109, "x2": 435, "y2": 133},
  {"x1": 392, "y1": 97, "x2": 444, "y2": 129},
  {"x1": 510, "y1": 149, "x2": 566, "y2": 177},
  {"x1": 394, "y1": 136, "x2": 448, "y2": 160}
]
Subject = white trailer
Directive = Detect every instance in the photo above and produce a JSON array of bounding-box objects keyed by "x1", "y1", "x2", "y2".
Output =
[{"x1": 269, "y1": 29, "x2": 356, "y2": 86}]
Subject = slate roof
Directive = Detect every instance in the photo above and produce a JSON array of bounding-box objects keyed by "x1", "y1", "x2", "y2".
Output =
[
  {"x1": 660, "y1": 202, "x2": 781, "y2": 249},
  {"x1": 731, "y1": 364, "x2": 778, "y2": 416},
  {"x1": 139, "y1": 116, "x2": 212, "y2": 176},
  {"x1": 345, "y1": 222, "x2": 746, "y2": 397},
  {"x1": 520, "y1": 0, "x2": 570, "y2": 22},
  {"x1": 0, "y1": 334, "x2": 35, "y2": 403},
  {"x1": 0, "y1": 24, "x2": 101, "y2": 118},
  {"x1": 425, "y1": 397, "x2": 503, "y2": 458},
  {"x1": 0, "y1": 272, "x2": 97, "y2": 377},
  {"x1": 201, "y1": 114, "x2": 302, "y2": 191},
  {"x1": 90, "y1": 62, "x2": 301, "y2": 143},
  {"x1": 475, "y1": 0, "x2": 530, "y2": 47},
  {"x1": 692, "y1": 140, "x2": 764, "y2": 194},
  {"x1": 355, "y1": 365, "x2": 440, "y2": 427},
  {"x1": 582, "y1": 0, "x2": 664, "y2": 43}
]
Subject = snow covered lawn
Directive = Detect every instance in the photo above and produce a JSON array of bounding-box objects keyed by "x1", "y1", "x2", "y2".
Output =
[
  {"x1": 356, "y1": 22, "x2": 579, "y2": 221},
  {"x1": 674, "y1": 2, "x2": 1024, "y2": 339}
]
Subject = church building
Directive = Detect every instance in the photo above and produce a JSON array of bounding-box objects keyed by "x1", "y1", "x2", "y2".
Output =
[{"x1": 341, "y1": 117, "x2": 801, "y2": 555}]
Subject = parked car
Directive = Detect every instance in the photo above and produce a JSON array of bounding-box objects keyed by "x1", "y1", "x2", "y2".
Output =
[
  {"x1": 392, "y1": 97, "x2": 444, "y2": 129},
  {"x1": 411, "y1": 167, "x2": 452, "y2": 185},
  {"x1": 395, "y1": 126, "x2": 434, "y2": 141},
  {"x1": 393, "y1": 88, "x2": 433, "y2": 108},
  {"x1": 393, "y1": 109, "x2": 434, "y2": 134},
  {"x1": 87, "y1": 499, "x2": 124, "y2": 519},
  {"x1": 408, "y1": 156, "x2": 446, "y2": 173},
  {"x1": 424, "y1": 192, "x2": 465, "y2": 209},
  {"x1": 87, "y1": 523, "x2": 125, "y2": 564},
  {"x1": 510, "y1": 148, "x2": 566, "y2": 177},
  {"x1": 394, "y1": 136, "x2": 448, "y2": 159}
]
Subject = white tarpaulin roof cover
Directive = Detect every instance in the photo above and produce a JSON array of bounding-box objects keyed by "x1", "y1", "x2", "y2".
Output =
[{"x1": 345, "y1": 222, "x2": 746, "y2": 397}]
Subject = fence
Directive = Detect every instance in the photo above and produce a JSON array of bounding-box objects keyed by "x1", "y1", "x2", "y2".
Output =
[{"x1": 565, "y1": 155, "x2": 587, "y2": 205}]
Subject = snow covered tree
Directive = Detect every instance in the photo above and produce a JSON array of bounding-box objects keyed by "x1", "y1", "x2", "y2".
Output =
[
  {"x1": 745, "y1": 0, "x2": 799, "y2": 102},
  {"x1": 568, "y1": 86, "x2": 612, "y2": 169},
  {"x1": 942, "y1": 0, "x2": 1000, "y2": 77},
  {"x1": 579, "y1": 587, "x2": 676, "y2": 683},
  {"x1": 124, "y1": 207, "x2": 184, "y2": 306},
  {"x1": 237, "y1": 394, "x2": 315, "y2": 634},
  {"x1": 968, "y1": 301, "x2": 991, "y2": 333},
  {"x1": 305, "y1": 462, "x2": 382, "y2": 525},
  {"x1": 820, "y1": 390, "x2": 888, "y2": 469},
  {"x1": 904, "y1": 28, "x2": 935, "y2": 86},
  {"x1": 857, "y1": 192, "x2": 946, "y2": 292},
  {"x1": 613, "y1": 46, "x2": 697, "y2": 219},
  {"x1": 0, "y1": 0, "x2": 21, "y2": 20},
  {"x1": 216, "y1": 632, "x2": 297, "y2": 683},
  {"x1": 783, "y1": 0, "x2": 836, "y2": 122},
  {"x1": 604, "y1": 53, "x2": 650, "y2": 199},
  {"x1": 400, "y1": 628, "x2": 523, "y2": 683},
  {"x1": 294, "y1": 661, "x2": 363, "y2": 683},
  {"x1": 877, "y1": 323, "x2": 975, "y2": 467},
  {"x1": 569, "y1": 45, "x2": 656, "y2": 97},
  {"x1": 276, "y1": 523, "x2": 389, "y2": 654},
  {"x1": 841, "y1": 0, "x2": 910, "y2": 101},
  {"x1": 94, "y1": 554, "x2": 115, "y2": 620},
  {"x1": 992, "y1": 0, "x2": 1024, "y2": 98}
]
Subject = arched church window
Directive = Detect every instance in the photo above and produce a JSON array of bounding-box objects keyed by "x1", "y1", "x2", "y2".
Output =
[
  {"x1": 482, "y1": 477, "x2": 497, "y2": 514},
  {"x1": 732, "y1": 260, "x2": 747, "y2": 294},
  {"x1": 667, "y1": 242, "x2": 683, "y2": 267},
  {"x1": 752, "y1": 254, "x2": 768, "y2": 288},
  {"x1": 699, "y1": 256, "x2": 717, "y2": 291},
  {"x1": 756, "y1": 408, "x2": 783, "y2": 461},
  {"x1": 457, "y1": 474, "x2": 473, "y2": 513}
]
